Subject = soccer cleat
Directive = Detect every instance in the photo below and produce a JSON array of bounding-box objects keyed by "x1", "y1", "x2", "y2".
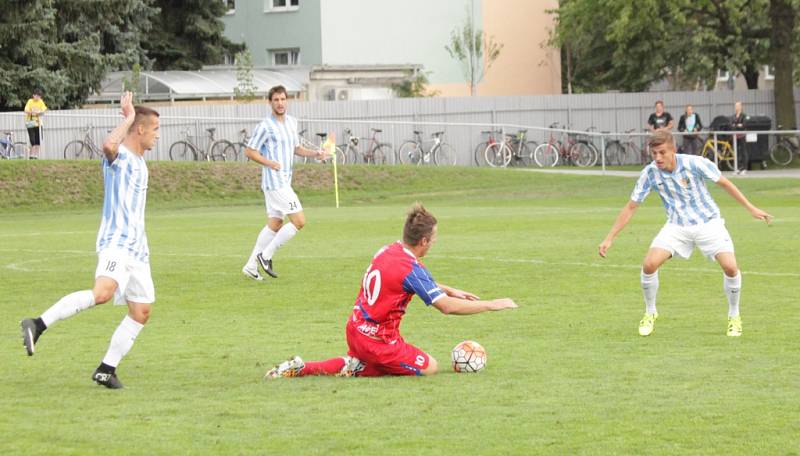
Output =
[
  {"x1": 727, "y1": 315, "x2": 743, "y2": 337},
  {"x1": 242, "y1": 265, "x2": 264, "y2": 281},
  {"x1": 337, "y1": 356, "x2": 365, "y2": 377},
  {"x1": 92, "y1": 369, "x2": 124, "y2": 389},
  {"x1": 256, "y1": 253, "x2": 278, "y2": 278},
  {"x1": 20, "y1": 318, "x2": 41, "y2": 356},
  {"x1": 264, "y1": 356, "x2": 304, "y2": 379},
  {"x1": 638, "y1": 312, "x2": 658, "y2": 336}
]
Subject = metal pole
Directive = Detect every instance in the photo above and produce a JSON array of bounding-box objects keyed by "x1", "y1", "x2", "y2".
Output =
[
  {"x1": 713, "y1": 132, "x2": 719, "y2": 166},
  {"x1": 600, "y1": 134, "x2": 606, "y2": 174}
]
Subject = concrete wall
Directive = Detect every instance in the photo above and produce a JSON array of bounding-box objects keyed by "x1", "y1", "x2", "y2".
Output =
[{"x1": 221, "y1": 0, "x2": 322, "y2": 66}]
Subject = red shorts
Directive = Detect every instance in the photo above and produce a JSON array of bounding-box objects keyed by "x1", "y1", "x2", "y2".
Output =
[{"x1": 345, "y1": 324, "x2": 429, "y2": 377}]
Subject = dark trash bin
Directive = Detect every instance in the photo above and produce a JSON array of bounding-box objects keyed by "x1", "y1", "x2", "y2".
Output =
[{"x1": 742, "y1": 115, "x2": 771, "y2": 168}]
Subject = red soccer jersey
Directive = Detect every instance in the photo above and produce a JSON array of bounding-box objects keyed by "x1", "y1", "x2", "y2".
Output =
[{"x1": 348, "y1": 241, "x2": 445, "y2": 343}]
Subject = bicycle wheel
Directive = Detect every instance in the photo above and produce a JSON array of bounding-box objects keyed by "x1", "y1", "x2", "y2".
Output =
[
  {"x1": 210, "y1": 140, "x2": 234, "y2": 161},
  {"x1": 223, "y1": 143, "x2": 239, "y2": 162},
  {"x1": 474, "y1": 142, "x2": 488, "y2": 166},
  {"x1": 344, "y1": 144, "x2": 360, "y2": 164},
  {"x1": 63, "y1": 140, "x2": 89, "y2": 159},
  {"x1": 398, "y1": 141, "x2": 421, "y2": 165},
  {"x1": 520, "y1": 141, "x2": 537, "y2": 167},
  {"x1": 770, "y1": 141, "x2": 794, "y2": 166},
  {"x1": 604, "y1": 141, "x2": 624, "y2": 165},
  {"x1": 366, "y1": 144, "x2": 390, "y2": 165},
  {"x1": 718, "y1": 142, "x2": 736, "y2": 171},
  {"x1": 169, "y1": 141, "x2": 197, "y2": 161},
  {"x1": 571, "y1": 142, "x2": 597, "y2": 167},
  {"x1": 484, "y1": 142, "x2": 510, "y2": 167},
  {"x1": 434, "y1": 142, "x2": 457, "y2": 166},
  {"x1": 13, "y1": 142, "x2": 28, "y2": 159},
  {"x1": 533, "y1": 143, "x2": 559, "y2": 167}
]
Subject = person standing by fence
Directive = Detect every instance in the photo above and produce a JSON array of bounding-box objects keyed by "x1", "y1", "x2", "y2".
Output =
[
  {"x1": 678, "y1": 104, "x2": 703, "y2": 155},
  {"x1": 732, "y1": 101, "x2": 748, "y2": 175},
  {"x1": 23, "y1": 89, "x2": 47, "y2": 159},
  {"x1": 647, "y1": 100, "x2": 674, "y2": 133}
]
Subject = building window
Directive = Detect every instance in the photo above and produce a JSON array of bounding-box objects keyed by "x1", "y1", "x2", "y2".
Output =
[
  {"x1": 223, "y1": 0, "x2": 235, "y2": 14},
  {"x1": 223, "y1": 53, "x2": 235, "y2": 65},
  {"x1": 764, "y1": 65, "x2": 775, "y2": 81},
  {"x1": 270, "y1": 49, "x2": 300, "y2": 66},
  {"x1": 265, "y1": 0, "x2": 299, "y2": 12},
  {"x1": 716, "y1": 70, "x2": 731, "y2": 82}
]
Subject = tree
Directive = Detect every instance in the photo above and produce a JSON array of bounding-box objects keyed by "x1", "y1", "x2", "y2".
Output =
[
  {"x1": 234, "y1": 49, "x2": 257, "y2": 102},
  {"x1": 0, "y1": 0, "x2": 158, "y2": 110},
  {"x1": 391, "y1": 71, "x2": 439, "y2": 98},
  {"x1": 770, "y1": 0, "x2": 797, "y2": 129},
  {"x1": 145, "y1": 0, "x2": 243, "y2": 70},
  {"x1": 444, "y1": 7, "x2": 503, "y2": 96},
  {"x1": 549, "y1": 0, "x2": 798, "y2": 129}
]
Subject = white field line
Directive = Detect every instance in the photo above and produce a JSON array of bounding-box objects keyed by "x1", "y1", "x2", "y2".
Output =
[{"x1": 1, "y1": 248, "x2": 797, "y2": 278}]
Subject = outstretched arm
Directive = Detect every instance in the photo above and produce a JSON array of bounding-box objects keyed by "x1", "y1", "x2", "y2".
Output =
[
  {"x1": 432, "y1": 295, "x2": 517, "y2": 315},
  {"x1": 102, "y1": 92, "x2": 136, "y2": 162},
  {"x1": 715, "y1": 176, "x2": 772, "y2": 224},
  {"x1": 294, "y1": 144, "x2": 329, "y2": 160},
  {"x1": 438, "y1": 283, "x2": 479, "y2": 301},
  {"x1": 598, "y1": 200, "x2": 640, "y2": 258}
]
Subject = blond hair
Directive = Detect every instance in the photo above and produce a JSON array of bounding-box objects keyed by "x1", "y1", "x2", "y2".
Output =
[{"x1": 647, "y1": 130, "x2": 675, "y2": 149}]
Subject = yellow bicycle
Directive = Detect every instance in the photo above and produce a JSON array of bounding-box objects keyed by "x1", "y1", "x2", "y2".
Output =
[{"x1": 700, "y1": 135, "x2": 743, "y2": 171}]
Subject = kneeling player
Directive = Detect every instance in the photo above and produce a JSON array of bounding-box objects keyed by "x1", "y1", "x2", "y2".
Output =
[{"x1": 264, "y1": 203, "x2": 517, "y2": 378}]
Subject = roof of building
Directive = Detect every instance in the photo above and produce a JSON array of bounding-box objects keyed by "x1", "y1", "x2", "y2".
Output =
[{"x1": 89, "y1": 67, "x2": 310, "y2": 102}]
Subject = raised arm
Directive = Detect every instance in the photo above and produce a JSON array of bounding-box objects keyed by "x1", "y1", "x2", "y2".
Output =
[
  {"x1": 598, "y1": 200, "x2": 640, "y2": 257},
  {"x1": 102, "y1": 92, "x2": 136, "y2": 162},
  {"x1": 715, "y1": 176, "x2": 772, "y2": 224}
]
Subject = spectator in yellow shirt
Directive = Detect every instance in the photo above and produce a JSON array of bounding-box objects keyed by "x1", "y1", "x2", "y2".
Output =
[{"x1": 24, "y1": 89, "x2": 48, "y2": 159}]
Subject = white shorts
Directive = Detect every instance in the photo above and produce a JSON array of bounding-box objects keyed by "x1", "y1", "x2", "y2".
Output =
[
  {"x1": 650, "y1": 218, "x2": 734, "y2": 260},
  {"x1": 264, "y1": 186, "x2": 303, "y2": 219},
  {"x1": 95, "y1": 249, "x2": 155, "y2": 305}
]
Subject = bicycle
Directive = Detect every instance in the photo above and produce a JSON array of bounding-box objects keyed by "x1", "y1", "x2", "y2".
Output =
[
  {"x1": 356, "y1": 128, "x2": 392, "y2": 165},
  {"x1": 484, "y1": 129, "x2": 539, "y2": 168},
  {"x1": 769, "y1": 130, "x2": 800, "y2": 166},
  {"x1": 169, "y1": 127, "x2": 234, "y2": 161},
  {"x1": 63, "y1": 125, "x2": 104, "y2": 160},
  {"x1": 397, "y1": 130, "x2": 456, "y2": 166},
  {"x1": 474, "y1": 129, "x2": 502, "y2": 166},
  {"x1": 603, "y1": 129, "x2": 648, "y2": 166},
  {"x1": 700, "y1": 133, "x2": 739, "y2": 171},
  {"x1": 533, "y1": 123, "x2": 597, "y2": 167},
  {"x1": 0, "y1": 131, "x2": 28, "y2": 159}
]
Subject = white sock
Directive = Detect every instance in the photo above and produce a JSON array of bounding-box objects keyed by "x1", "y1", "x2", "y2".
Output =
[
  {"x1": 724, "y1": 272, "x2": 742, "y2": 317},
  {"x1": 40, "y1": 290, "x2": 96, "y2": 328},
  {"x1": 101, "y1": 315, "x2": 144, "y2": 368},
  {"x1": 246, "y1": 226, "x2": 277, "y2": 270},
  {"x1": 641, "y1": 270, "x2": 659, "y2": 315},
  {"x1": 260, "y1": 223, "x2": 298, "y2": 260}
]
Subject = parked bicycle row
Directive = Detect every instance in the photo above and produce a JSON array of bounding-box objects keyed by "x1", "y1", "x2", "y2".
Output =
[{"x1": 47, "y1": 122, "x2": 800, "y2": 168}]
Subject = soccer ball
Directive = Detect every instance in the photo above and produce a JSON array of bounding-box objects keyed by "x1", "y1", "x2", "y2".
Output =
[{"x1": 451, "y1": 340, "x2": 487, "y2": 373}]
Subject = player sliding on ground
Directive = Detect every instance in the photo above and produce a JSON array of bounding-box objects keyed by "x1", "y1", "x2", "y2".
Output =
[
  {"x1": 598, "y1": 130, "x2": 772, "y2": 337},
  {"x1": 265, "y1": 203, "x2": 518, "y2": 378},
  {"x1": 20, "y1": 92, "x2": 160, "y2": 389}
]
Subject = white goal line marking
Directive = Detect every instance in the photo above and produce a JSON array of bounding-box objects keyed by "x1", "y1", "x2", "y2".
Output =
[{"x1": 2, "y1": 248, "x2": 797, "y2": 278}]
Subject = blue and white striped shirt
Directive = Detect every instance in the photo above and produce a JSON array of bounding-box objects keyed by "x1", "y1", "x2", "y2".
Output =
[
  {"x1": 631, "y1": 154, "x2": 721, "y2": 226},
  {"x1": 247, "y1": 114, "x2": 299, "y2": 191},
  {"x1": 96, "y1": 145, "x2": 149, "y2": 262}
]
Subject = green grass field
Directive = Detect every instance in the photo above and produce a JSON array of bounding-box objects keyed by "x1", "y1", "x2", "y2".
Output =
[{"x1": 1, "y1": 164, "x2": 798, "y2": 454}]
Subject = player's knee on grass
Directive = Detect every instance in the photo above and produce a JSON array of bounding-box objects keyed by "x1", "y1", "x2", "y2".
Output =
[{"x1": 421, "y1": 356, "x2": 438, "y2": 376}]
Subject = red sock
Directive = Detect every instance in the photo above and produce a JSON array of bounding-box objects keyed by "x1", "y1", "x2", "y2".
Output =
[{"x1": 302, "y1": 357, "x2": 346, "y2": 376}]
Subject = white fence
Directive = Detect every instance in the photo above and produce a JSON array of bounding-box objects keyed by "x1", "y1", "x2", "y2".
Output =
[{"x1": 1, "y1": 88, "x2": 798, "y2": 167}]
